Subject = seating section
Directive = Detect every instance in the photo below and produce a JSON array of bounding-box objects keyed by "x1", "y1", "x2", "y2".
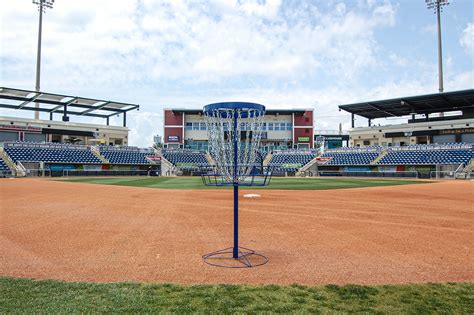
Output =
[
  {"x1": 322, "y1": 152, "x2": 379, "y2": 165},
  {"x1": 377, "y1": 149, "x2": 474, "y2": 165},
  {"x1": 99, "y1": 146, "x2": 153, "y2": 164},
  {"x1": 0, "y1": 159, "x2": 9, "y2": 171},
  {"x1": 162, "y1": 150, "x2": 210, "y2": 169},
  {"x1": 4, "y1": 142, "x2": 101, "y2": 164},
  {"x1": 268, "y1": 151, "x2": 316, "y2": 172}
]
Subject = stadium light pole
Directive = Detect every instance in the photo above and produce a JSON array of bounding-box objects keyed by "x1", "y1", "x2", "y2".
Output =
[
  {"x1": 426, "y1": 0, "x2": 449, "y2": 93},
  {"x1": 32, "y1": 0, "x2": 54, "y2": 120}
]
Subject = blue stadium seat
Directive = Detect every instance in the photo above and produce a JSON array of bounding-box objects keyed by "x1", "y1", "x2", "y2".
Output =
[
  {"x1": 4, "y1": 142, "x2": 102, "y2": 164},
  {"x1": 322, "y1": 152, "x2": 379, "y2": 165},
  {"x1": 268, "y1": 151, "x2": 316, "y2": 172},
  {"x1": 162, "y1": 150, "x2": 210, "y2": 170},
  {"x1": 0, "y1": 159, "x2": 9, "y2": 171},
  {"x1": 99, "y1": 146, "x2": 153, "y2": 164},
  {"x1": 377, "y1": 149, "x2": 474, "y2": 165}
]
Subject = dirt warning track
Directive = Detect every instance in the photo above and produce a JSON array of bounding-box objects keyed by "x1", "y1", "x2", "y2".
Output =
[{"x1": 1, "y1": 179, "x2": 473, "y2": 285}]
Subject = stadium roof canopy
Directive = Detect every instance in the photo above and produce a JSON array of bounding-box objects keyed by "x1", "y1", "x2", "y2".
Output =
[
  {"x1": 338, "y1": 89, "x2": 474, "y2": 120},
  {"x1": 0, "y1": 87, "x2": 139, "y2": 126}
]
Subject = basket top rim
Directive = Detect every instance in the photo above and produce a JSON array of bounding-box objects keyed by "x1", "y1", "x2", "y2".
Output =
[{"x1": 203, "y1": 102, "x2": 265, "y2": 114}]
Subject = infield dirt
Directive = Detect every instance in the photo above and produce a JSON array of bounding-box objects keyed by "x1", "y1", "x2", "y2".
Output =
[{"x1": 1, "y1": 179, "x2": 473, "y2": 285}]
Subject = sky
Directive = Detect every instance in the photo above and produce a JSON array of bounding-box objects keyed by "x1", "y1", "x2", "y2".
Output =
[{"x1": 1, "y1": 0, "x2": 473, "y2": 147}]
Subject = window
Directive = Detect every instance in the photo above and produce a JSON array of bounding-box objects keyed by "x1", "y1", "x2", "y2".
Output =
[
  {"x1": 262, "y1": 123, "x2": 266, "y2": 131},
  {"x1": 268, "y1": 123, "x2": 274, "y2": 131},
  {"x1": 186, "y1": 122, "x2": 192, "y2": 131},
  {"x1": 192, "y1": 122, "x2": 200, "y2": 130},
  {"x1": 274, "y1": 123, "x2": 280, "y2": 131},
  {"x1": 280, "y1": 123, "x2": 286, "y2": 130},
  {"x1": 200, "y1": 122, "x2": 206, "y2": 130},
  {"x1": 286, "y1": 123, "x2": 292, "y2": 130}
]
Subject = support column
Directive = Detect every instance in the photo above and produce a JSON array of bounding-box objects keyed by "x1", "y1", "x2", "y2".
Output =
[
  {"x1": 49, "y1": 112, "x2": 53, "y2": 120},
  {"x1": 233, "y1": 185, "x2": 239, "y2": 259},
  {"x1": 123, "y1": 112, "x2": 127, "y2": 127},
  {"x1": 62, "y1": 104, "x2": 68, "y2": 122},
  {"x1": 368, "y1": 119, "x2": 372, "y2": 127},
  {"x1": 232, "y1": 113, "x2": 239, "y2": 259},
  {"x1": 351, "y1": 113, "x2": 355, "y2": 128},
  {"x1": 106, "y1": 117, "x2": 109, "y2": 126}
]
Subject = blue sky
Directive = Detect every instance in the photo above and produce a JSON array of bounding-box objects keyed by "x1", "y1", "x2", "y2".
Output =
[{"x1": 1, "y1": 0, "x2": 472, "y2": 147}]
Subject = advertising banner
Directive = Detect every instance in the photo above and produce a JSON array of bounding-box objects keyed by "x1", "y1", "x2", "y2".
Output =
[{"x1": 167, "y1": 135, "x2": 180, "y2": 142}]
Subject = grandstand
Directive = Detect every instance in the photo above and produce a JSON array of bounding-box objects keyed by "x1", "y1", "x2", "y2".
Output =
[
  {"x1": 322, "y1": 151, "x2": 379, "y2": 165},
  {"x1": 0, "y1": 86, "x2": 472, "y2": 179},
  {"x1": 378, "y1": 145, "x2": 474, "y2": 165},
  {"x1": 99, "y1": 146, "x2": 154, "y2": 165},
  {"x1": 161, "y1": 149, "x2": 210, "y2": 172},
  {"x1": 268, "y1": 150, "x2": 316, "y2": 173},
  {"x1": 5, "y1": 142, "x2": 101, "y2": 164},
  {"x1": 0, "y1": 158, "x2": 9, "y2": 176}
]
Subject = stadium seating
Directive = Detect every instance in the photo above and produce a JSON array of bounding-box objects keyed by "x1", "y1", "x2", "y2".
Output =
[
  {"x1": 4, "y1": 142, "x2": 102, "y2": 164},
  {"x1": 377, "y1": 149, "x2": 474, "y2": 165},
  {"x1": 268, "y1": 151, "x2": 316, "y2": 172},
  {"x1": 322, "y1": 152, "x2": 379, "y2": 165},
  {"x1": 162, "y1": 150, "x2": 210, "y2": 169},
  {"x1": 99, "y1": 146, "x2": 153, "y2": 164},
  {"x1": 0, "y1": 159, "x2": 9, "y2": 171}
]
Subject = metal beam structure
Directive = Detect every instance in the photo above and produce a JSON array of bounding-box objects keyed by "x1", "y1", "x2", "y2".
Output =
[
  {"x1": 0, "y1": 87, "x2": 139, "y2": 127},
  {"x1": 339, "y1": 89, "x2": 474, "y2": 120}
]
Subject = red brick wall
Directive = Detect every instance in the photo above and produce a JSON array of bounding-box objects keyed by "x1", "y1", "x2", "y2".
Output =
[
  {"x1": 164, "y1": 110, "x2": 183, "y2": 126},
  {"x1": 293, "y1": 111, "x2": 313, "y2": 126},
  {"x1": 164, "y1": 127, "x2": 183, "y2": 144},
  {"x1": 293, "y1": 127, "x2": 313, "y2": 147}
]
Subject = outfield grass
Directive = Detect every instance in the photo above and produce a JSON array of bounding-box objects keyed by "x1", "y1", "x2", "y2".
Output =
[
  {"x1": 0, "y1": 278, "x2": 472, "y2": 313},
  {"x1": 62, "y1": 176, "x2": 428, "y2": 190}
]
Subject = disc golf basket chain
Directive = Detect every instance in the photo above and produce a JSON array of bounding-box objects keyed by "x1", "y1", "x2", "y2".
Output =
[{"x1": 201, "y1": 102, "x2": 272, "y2": 268}]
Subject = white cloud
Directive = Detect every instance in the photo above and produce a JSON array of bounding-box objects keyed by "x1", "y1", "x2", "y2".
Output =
[
  {"x1": 460, "y1": 22, "x2": 473, "y2": 55},
  {"x1": 0, "y1": 0, "x2": 471, "y2": 147}
]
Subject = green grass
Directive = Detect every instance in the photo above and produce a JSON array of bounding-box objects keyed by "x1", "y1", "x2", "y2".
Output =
[
  {"x1": 0, "y1": 278, "x2": 472, "y2": 313},
  {"x1": 61, "y1": 176, "x2": 429, "y2": 190}
]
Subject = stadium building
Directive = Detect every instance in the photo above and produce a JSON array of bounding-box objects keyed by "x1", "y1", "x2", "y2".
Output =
[
  {"x1": 339, "y1": 89, "x2": 474, "y2": 147},
  {"x1": 0, "y1": 87, "x2": 162, "y2": 177},
  {"x1": 0, "y1": 86, "x2": 473, "y2": 180},
  {"x1": 163, "y1": 108, "x2": 314, "y2": 152}
]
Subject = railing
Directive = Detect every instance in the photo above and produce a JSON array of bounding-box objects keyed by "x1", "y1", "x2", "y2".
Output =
[
  {"x1": 0, "y1": 170, "x2": 13, "y2": 177},
  {"x1": 62, "y1": 169, "x2": 156, "y2": 177},
  {"x1": 318, "y1": 171, "x2": 419, "y2": 178}
]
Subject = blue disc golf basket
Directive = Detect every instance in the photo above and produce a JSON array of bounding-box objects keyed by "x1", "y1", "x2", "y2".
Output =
[{"x1": 201, "y1": 102, "x2": 272, "y2": 268}]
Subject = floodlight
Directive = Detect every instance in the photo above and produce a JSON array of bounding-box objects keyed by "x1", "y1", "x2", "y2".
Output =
[
  {"x1": 32, "y1": 0, "x2": 55, "y2": 119},
  {"x1": 425, "y1": 0, "x2": 449, "y2": 93}
]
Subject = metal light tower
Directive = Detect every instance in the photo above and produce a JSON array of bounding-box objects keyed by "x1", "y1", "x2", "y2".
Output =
[
  {"x1": 32, "y1": 0, "x2": 54, "y2": 120},
  {"x1": 426, "y1": 0, "x2": 449, "y2": 93}
]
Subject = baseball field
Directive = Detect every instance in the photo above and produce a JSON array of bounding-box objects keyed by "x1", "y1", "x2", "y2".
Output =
[{"x1": 1, "y1": 177, "x2": 473, "y2": 312}]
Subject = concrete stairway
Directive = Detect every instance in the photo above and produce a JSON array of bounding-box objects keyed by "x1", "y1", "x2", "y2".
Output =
[
  {"x1": 370, "y1": 149, "x2": 388, "y2": 165},
  {"x1": 205, "y1": 152, "x2": 215, "y2": 165},
  {"x1": 298, "y1": 156, "x2": 319, "y2": 174},
  {"x1": 462, "y1": 158, "x2": 474, "y2": 178},
  {"x1": 91, "y1": 146, "x2": 109, "y2": 163},
  {"x1": 0, "y1": 147, "x2": 24, "y2": 176},
  {"x1": 263, "y1": 152, "x2": 273, "y2": 166}
]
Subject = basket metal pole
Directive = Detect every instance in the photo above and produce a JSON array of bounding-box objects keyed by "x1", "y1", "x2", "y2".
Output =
[{"x1": 233, "y1": 112, "x2": 239, "y2": 259}]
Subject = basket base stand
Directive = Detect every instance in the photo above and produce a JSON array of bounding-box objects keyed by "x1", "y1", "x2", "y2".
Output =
[
  {"x1": 202, "y1": 246, "x2": 268, "y2": 268},
  {"x1": 202, "y1": 187, "x2": 268, "y2": 268}
]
